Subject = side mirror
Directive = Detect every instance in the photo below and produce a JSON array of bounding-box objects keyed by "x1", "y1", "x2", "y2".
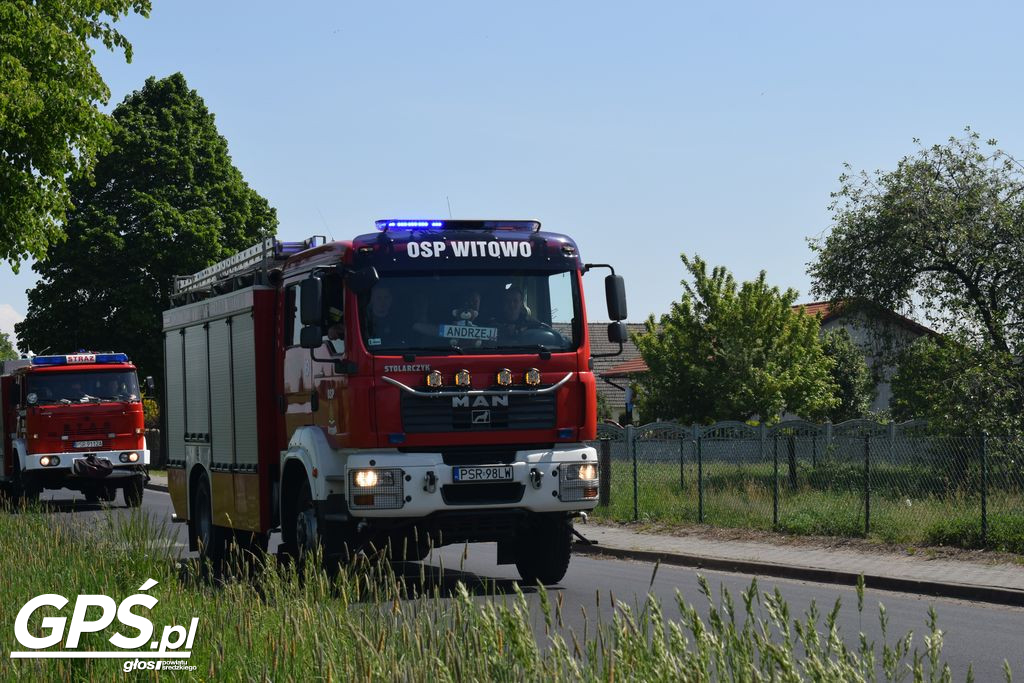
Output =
[
  {"x1": 605, "y1": 275, "x2": 627, "y2": 321},
  {"x1": 299, "y1": 326, "x2": 323, "y2": 349},
  {"x1": 347, "y1": 266, "x2": 380, "y2": 295},
  {"x1": 145, "y1": 376, "x2": 155, "y2": 392},
  {"x1": 301, "y1": 275, "x2": 323, "y2": 326},
  {"x1": 608, "y1": 321, "x2": 628, "y2": 344}
]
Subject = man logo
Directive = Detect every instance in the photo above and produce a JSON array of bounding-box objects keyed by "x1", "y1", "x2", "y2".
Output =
[
  {"x1": 472, "y1": 410, "x2": 491, "y2": 424},
  {"x1": 452, "y1": 395, "x2": 509, "y2": 408}
]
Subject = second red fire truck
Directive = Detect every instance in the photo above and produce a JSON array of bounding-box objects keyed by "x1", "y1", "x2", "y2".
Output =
[
  {"x1": 1, "y1": 353, "x2": 150, "y2": 505},
  {"x1": 163, "y1": 219, "x2": 627, "y2": 583}
]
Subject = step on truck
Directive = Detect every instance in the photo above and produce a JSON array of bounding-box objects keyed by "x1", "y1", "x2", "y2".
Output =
[
  {"x1": 1, "y1": 353, "x2": 150, "y2": 505},
  {"x1": 163, "y1": 219, "x2": 627, "y2": 584}
]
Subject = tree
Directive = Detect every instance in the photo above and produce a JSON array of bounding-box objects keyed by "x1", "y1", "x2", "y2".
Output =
[
  {"x1": 820, "y1": 328, "x2": 874, "y2": 423},
  {"x1": 633, "y1": 255, "x2": 838, "y2": 424},
  {"x1": 811, "y1": 129, "x2": 1024, "y2": 432},
  {"x1": 16, "y1": 73, "x2": 278, "y2": 381},
  {"x1": 0, "y1": 0, "x2": 151, "y2": 269},
  {"x1": 891, "y1": 336, "x2": 1023, "y2": 437},
  {"x1": 0, "y1": 332, "x2": 16, "y2": 361},
  {"x1": 810, "y1": 130, "x2": 1024, "y2": 357}
]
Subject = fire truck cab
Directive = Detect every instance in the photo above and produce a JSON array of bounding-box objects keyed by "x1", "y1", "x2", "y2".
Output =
[
  {"x1": 0, "y1": 353, "x2": 150, "y2": 505},
  {"x1": 164, "y1": 219, "x2": 627, "y2": 583}
]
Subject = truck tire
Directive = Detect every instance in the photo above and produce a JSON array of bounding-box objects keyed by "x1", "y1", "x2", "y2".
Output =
[
  {"x1": 123, "y1": 478, "x2": 144, "y2": 508},
  {"x1": 514, "y1": 514, "x2": 573, "y2": 586},
  {"x1": 192, "y1": 474, "x2": 226, "y2": 567},
  {"x1": 9, "y1": 462, "x2": 40, "y2": 505}
]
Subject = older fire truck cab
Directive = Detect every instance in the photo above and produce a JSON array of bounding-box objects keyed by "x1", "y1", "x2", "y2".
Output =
[
  {"x1": 0, "y1": 353, "x2": 150, "y2": 505},
  {"x1": 164, "y1": 219, "x2": 627, "y2": 583}
]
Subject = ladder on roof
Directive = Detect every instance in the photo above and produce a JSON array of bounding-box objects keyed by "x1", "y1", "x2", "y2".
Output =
[{"x1": 172, "y1": 236, "x2": 326, "y2": 295}]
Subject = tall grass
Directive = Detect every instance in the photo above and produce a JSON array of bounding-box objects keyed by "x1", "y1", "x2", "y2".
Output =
[{"x1": 0, "y1": 503, "x2": 999, "y2": 681}]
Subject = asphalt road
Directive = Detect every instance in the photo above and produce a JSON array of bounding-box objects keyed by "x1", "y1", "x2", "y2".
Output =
[{"x1": 38, "y1": 487, "x2": 1024, "y2": 680}]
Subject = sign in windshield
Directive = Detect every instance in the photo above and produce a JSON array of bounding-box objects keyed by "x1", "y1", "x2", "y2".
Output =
[
  {"x1": 359, "y1": 271, "x2": 580, "y2": 354},
  {"x1": 26, "y1": 371, "x2": 141, "y2": 405}
]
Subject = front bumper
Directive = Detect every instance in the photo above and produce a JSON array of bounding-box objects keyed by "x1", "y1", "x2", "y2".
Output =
[
  {"x1": 334, "y1": 444, "x2": 599, "y2": 518},
  {"x1": 22, "y1": 449, "x2": 151, "y2": 475}
]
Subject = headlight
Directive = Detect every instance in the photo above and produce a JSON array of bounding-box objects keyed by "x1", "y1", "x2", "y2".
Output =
[
  {"x1": 559, "y1": 461, "x2": 600, "y2": 502},
  {"x1": 454, "y1": 369, "x2": 471, "y2": 387},
  {"x1": 524, "y1": 368, "x2": 541, "y2": 386},
  {"x1": 353, "y1": 469, "x2": 379, "y2": 488},
  {"x1": 40, "y1": 456, "x2": 51, "y2": 467},
  {"x1": 426, "y1": 370, "x2": 443, "y2": 388},
  {"x1": 349, "y1": 468, "x2": 405, "y2": 509},
  {"x1": 120, "y1": 452, "x2": 140, "y2": 463},
  {"x1": 496, "y1": 368, "x2": 513, "y2": 386}
]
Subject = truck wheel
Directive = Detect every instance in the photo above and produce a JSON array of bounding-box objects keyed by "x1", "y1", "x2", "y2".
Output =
[
  {"x1": 123, "y1": 478, "x2": 144, "y2": 508},
  {"x1": 9, "y1": 462, "x2": 40, "y2": 505},
  {"x1": 290, "y1": 476, "x2": 321, "y2": 566},
  {"x1": 85, "y1": 489, "x2": 100, "y2": 504},
  {"x1": 192, "y1": 475, "x2": 226, "y2": 567},
  {"x1": 514, "y1": 514, "x2": 573, "y2": 586}
]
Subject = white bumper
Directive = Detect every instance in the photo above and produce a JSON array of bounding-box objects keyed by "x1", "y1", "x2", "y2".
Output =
[
  {"x1": 334, "y1": 444, "x2": 600, "y2": 518},
  {"x1": 21, "y1": 449, "x2": 151, "y2": 474}
]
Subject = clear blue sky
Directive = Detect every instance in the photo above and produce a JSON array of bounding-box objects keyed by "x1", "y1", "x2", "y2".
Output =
[{"x1": 4, "y1": 0, "x2": 1024, "y2": 345}]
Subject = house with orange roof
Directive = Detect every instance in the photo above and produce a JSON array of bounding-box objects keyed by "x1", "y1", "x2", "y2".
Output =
[{"x1": 600, "y1": 301, "x2": 935, "y2": 419}]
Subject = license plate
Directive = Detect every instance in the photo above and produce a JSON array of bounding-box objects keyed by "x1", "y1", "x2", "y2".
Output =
[
  {"x1": 452, "y1": 465, "x2": 513, "y2": 483},
  {"x1": 439, "y1": 323, "x2": 499, "y2": 341},
  {"x1": 73, "y1": 440, "x2": 103, "y2": 449}
]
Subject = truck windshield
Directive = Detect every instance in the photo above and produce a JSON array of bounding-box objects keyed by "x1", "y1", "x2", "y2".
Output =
[
  {"x1": 359, "y1": 270, "x2": 581, "y2": 354},
  {"x1": 26, "y1": 371, "x2": 141, "y2": 405}
]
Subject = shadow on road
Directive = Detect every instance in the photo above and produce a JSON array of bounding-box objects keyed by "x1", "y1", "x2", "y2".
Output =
[{"x1": 173, "y1": 552, "x2": 541, "y2": 602}]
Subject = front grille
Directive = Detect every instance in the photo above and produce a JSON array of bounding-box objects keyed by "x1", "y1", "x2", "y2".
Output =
[
  {"x1": 441, "y1": 483, "x2": 525, "y2": 506},
  {"x1": 60, "y1": 422, "x2": 112, "y2": 436},
  {"x1": 439, "y1": 447, "x2": 519, "y2": 466},
  {"x1": 401, "y1": 389, "x2": 556, "y2": 434}
]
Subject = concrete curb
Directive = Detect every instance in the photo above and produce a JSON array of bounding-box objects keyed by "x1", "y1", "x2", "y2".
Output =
[
  {"x1": 573, "y1": 541, "x2": 1024, "y2": 608},
  {"x1": 145, "y1": 481, "x2": 169, "y2": 493}
]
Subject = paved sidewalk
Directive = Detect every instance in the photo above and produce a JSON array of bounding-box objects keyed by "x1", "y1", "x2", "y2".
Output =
[{"x1": 575, "y1": 522, "x2": 1024, "y2": 606}]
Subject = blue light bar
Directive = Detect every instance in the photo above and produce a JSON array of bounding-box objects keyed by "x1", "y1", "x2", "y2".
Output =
[
  {"x1": 375, "y1": 219, "x2": 542, "y2": 232},
  {"x1": 29, "y1": 352, "x2": 130, "y2": 366},
  {"x1": 376, "y1": 220, "x2": 444, "y2": 231},
  {"x1": 31, "y1": 356, "x2": 66, "y2": 366}
]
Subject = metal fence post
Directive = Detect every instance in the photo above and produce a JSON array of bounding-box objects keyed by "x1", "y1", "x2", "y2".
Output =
[
  {"x1": 679, "y1": 436, "x2": 686, "y2": 490},
  {"x1": 772, "y1": 431, "x2": 779, "y2": 529},
  {"x1": 981, "y1": 432, "x2": 988, "y2": 547},
  {"x1": 599, "y1": 439, "x2": 612, "y2": 508},
  {"x1": 864, "y1": 434, "x2": 871, "y2": 536},
  {"x1": 696, "y1": 424, "x2": 704, "y2": 524},
  {"x1": 626, "y1": 424, "x2": 637, "y2": 522}
]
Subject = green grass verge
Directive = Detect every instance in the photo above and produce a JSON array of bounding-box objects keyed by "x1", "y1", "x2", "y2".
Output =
[
  {"x1": 591, "y1": 461, "x2": 1024, "y2": 552},
  {"x1": 0, "y1": 504, "x2": 976, "y2": 681}
]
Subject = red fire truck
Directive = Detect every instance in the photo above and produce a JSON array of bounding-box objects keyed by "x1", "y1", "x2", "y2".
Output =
[
  {"x1": 0, "y1": 353, "x2": 150, "y2": 505},
  {"x1": 163, "y1": 219, "x2": 627, "y2": 583}
]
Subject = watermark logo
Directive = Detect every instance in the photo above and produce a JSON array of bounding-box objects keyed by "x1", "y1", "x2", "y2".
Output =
[{"x1": 10, "y1": 579, "x2": 197, "y2": 672}]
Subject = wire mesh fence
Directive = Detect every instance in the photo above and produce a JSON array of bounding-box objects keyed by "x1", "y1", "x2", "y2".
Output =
[{"x1": 589, "y1": 419, "x2": 1024, "y2": 552}]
